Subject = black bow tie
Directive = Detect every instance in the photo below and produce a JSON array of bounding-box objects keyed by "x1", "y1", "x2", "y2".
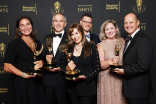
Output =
[
  {"x1": 54, "y1": 33, "x2": 62, "y2": 38},
  {"x1": 123, "y1": 35, "x2": 132, "y2": 53},
  {"x1": 125, "y1": 36, "x2": 132, "y2": 41}
]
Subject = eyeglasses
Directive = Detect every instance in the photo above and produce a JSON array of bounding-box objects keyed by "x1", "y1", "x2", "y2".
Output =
[{"x1": 81, "y1": 20, "x2": 92, "y2": 24}]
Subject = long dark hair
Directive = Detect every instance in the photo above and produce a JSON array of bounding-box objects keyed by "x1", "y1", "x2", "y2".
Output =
[
  {"x1": 67, "y1": 23, "x2": 91, "y2": 58},
  {"x1": 15, "y1": 16, "x2": 36, "y2": 40}
]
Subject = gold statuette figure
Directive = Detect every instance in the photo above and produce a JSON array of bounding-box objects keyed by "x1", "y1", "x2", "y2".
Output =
[
  {"x1": 109, "y1": 39, "x2": 123, "y2": 71},
  {"x1": 29, "y1": 42, "x2": 44, "y2": 76},
  {"x1": 44, "y1": 37, "x2": 56, "y2": 69},
  {"x1": 59, "y1": 44, "x2": 80, "y2": 80}
]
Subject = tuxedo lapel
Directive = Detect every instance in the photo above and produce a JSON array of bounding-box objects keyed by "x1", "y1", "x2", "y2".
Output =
[
  {"x1": 54, "y1": 32, "x2": 67, "y2": 59},
  {"x1": 51, "y1": 34, "x2": 54, "y2": 56},
  {"x1": 123, "y1": 39, "x2": 136, "y2": 58},
  {"x1": 123, "y1": 30, "x2": 141, "y2": 58},
  {"x1": 90, "y1": 33, "x2": 93, "y2": 41}
]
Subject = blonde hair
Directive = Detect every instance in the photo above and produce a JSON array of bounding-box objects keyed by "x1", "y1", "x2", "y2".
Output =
[{"x1": 99, "y1": 20, "x2": 120, "y2": 41}]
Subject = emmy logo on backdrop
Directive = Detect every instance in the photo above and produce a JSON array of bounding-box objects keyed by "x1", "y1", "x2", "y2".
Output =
[
  {"x1": 59, "y1": 44, "x2": 80, "y2": 80},
  {"x1": 29, "y1": 42, "x2": 43, "y2": 76},
  {"x1": 132, "y1": 0, "x2": 146, "y2": 13},
  {"x1": 136, "y1": 0, "x2": 143, "y2": 13},
  {"x1": 50, "y1": 1, "x2": 64, "y2": 14},
  {"x1": 109, "y1": 39, "x2": 123, "y2": 71},
  {"x1": 43, "y1": 37, "x2": 56, "y2": 69},
  {"x1": 0, "y1": 43, "x2": 5, "y2": 57}
]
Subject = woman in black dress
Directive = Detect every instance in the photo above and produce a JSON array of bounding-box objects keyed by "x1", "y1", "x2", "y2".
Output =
[
  {"x1": 64, "y1": 23, "x2": 101, "y2": 104},
  {"x1": 3, "y1": 16, "x2": 45, "y2": 104}
]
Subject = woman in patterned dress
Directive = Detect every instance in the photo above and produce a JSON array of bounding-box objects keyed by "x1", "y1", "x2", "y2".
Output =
[{"x1": 97, "y1": 20, "x2": 127, "y2": 104}]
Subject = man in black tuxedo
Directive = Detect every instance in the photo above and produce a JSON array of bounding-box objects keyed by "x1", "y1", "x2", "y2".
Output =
[
  {"x1": 42, "y1": 13, "x2": 68, "y2": 104},
  {"x1": 80, "y1": 13, "x2": 100, "y2": 44},
  {"x1": 114, "y1": 13, "x2": 153, "y2": 104}
]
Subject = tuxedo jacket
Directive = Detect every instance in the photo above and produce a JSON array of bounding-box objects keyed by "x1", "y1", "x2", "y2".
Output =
[
  {"x1": 123, "y1": 30, "x2": 153, "y2": 98},
  {"x1": 65, "y1": 43, "x2": 101, "y2": 96},
  {"x1": 90, "y1": 33, "x2": 100, "y2": 44},
  {"x1": 42, "y1": 32, "x2": 68, "y2": 88}
]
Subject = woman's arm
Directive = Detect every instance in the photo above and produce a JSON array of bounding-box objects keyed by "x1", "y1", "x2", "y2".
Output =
[
  {"x1": 84, "y1": 44, "x2": 101, "y2": 83},
  {"x1": 4, "y1": 63, "x2": 35, "y2": 79},
  {"x1": 97, "y1": 44, "x2": 112, "y2": 70}
]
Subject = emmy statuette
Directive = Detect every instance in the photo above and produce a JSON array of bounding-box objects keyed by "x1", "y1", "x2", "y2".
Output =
[
  {"x1": 29, "y1": 42, "x2": 44, "y2": 76},
  {"x1": 59, "y1": 44, "x2": 80, "y2": 80},
  {"x1": 109, "y1": 40, "x2": 123, "y2": 71},
  {"x1": 43, "y1": 37, "x2": 56, "y2": 69}
]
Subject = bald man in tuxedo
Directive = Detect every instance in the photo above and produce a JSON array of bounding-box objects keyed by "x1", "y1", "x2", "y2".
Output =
[{"x1": 114, "y1": 13, "x2": 153, "y2": 104}]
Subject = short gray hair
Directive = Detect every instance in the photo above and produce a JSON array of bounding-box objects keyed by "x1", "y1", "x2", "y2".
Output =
[{"x1": 52, "y1": 12, "x2": 67, "y2": 22}]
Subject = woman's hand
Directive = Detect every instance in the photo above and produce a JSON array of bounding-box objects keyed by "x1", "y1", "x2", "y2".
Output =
[
  {"x1": 34, "y1": 60, "x2": 43, "y2": 69},
  {"x1": 110, "y1": 56, "x2": 119, "y2": 65},
  {"x1": 66, "y1": 60, "x2": 76, "y2": 70},
  {"x1": 73, "y1": 75, "x2": 86, "y2": 81},
  {"x1": 46, "y1": 55, "x2": 53, "y2": 63},
  {"x1": 25, "y1": 74, "x2": 36, "y2": 79},
  {"x1": 78, "y1": 75, "x2": 86, "y2": 79}
]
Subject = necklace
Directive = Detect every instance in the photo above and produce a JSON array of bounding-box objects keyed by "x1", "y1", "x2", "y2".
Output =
[
  {"x1": 74, "y1": 45, "x2": 82, "y2": 51},
  {"x1": 74, "y1": 44, "x2": 82, "y2": 56}
]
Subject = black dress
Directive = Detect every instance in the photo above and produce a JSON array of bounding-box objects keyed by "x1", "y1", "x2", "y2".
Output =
[{"x1": 4, "y1": 38, "x2": 45, "y2": 104}]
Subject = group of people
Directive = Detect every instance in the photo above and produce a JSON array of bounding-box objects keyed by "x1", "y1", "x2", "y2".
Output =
[{"x1": 3, "y1": 12, "x2": 152, "y2": 104}]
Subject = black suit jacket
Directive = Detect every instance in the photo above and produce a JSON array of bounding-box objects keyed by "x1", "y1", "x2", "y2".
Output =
[
  {"x1": 65, "y1": 43, "x2": 101, "y2": 96},
  {"x1": 42, "y1": 32, "x2": 68, "y2": 88},
  {"x1": 123, "y1": 30, "x2": 153, "y2": 98},
  {"x1": 90, "y1": 32, "x2": 100, "y2": 44}
]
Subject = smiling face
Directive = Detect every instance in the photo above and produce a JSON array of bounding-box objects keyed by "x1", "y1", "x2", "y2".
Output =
[
  {"x1": 105, "y1": 23, "x2": 117, "y2": 40},
  {"x1": 71, "y1": 28, "x2": 82, "y2": 45},
  {"x1": 80, "y1": 16, "x2": 92, "y2": 34},
  {"x1": 18, "y1": 18, "x2": 32, "y2": 36},
  {"x1": 52, "y1": 14, "x2": 67, "y2": 33},
  {"x1": 124, "y1": 13, "x2": 140, "y2": 36}
]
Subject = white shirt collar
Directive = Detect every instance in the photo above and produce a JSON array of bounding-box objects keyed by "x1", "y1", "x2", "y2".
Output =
[
  {"x1": 55, "y1": 30, "x2": 65, "y2": 35},
  {"x1": 85, "y1": 32, "x2": 90, "y2": 35},
  {"x1": 131, "y1": 28, "x2": 140, "y2": 38}
]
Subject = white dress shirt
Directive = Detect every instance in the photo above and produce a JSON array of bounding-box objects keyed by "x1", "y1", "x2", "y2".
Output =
[{"x1": 53, "y1": 30, "x2": 65, "y2": 57}]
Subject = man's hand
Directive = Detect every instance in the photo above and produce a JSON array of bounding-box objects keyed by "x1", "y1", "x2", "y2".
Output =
[
  {"x1": 47, "y1": 67, "x2": 61, "y2": 72},
  {"x1": 113, "y1": 68, "x2": 124, "y2": 74},
  {"x1": 46, "y1": 55, "x2": 53, "y2": 63},
  {"x1": 53, "y1": 67, "x2": 61, "y2": 72}
]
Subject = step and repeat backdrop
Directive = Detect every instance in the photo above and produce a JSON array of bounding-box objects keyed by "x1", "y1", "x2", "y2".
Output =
[{"x1": 0, "y1": 0, "x2": 156, "y2": 103}]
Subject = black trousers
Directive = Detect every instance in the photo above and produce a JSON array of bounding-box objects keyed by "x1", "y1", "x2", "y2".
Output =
[
  {"x1": 44, "y1": 85, "x2": 68, "y2": 104},
  {"x1": 70, "y1": 89, "x2": 94, "y2": 104},
  {"x1": 127, "y1": 98, "x2": 149, "y2": 104}
]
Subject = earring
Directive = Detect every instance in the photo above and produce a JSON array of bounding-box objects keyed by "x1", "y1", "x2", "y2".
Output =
[{"x1": 19, "y1": 31, "x2": 21, "y2": 35}]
